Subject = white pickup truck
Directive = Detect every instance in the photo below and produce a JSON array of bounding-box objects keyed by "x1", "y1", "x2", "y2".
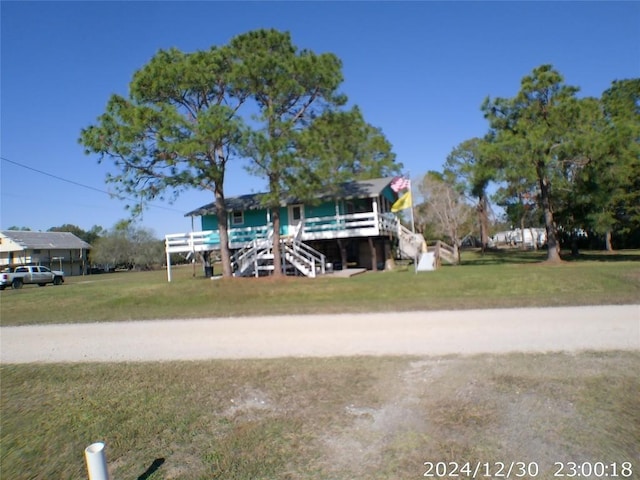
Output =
[{"x1": 0, "y1": 266, "x2": 65, "y2": 290}]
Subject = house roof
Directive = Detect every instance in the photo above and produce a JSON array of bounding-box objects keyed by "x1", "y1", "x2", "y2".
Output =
[
  {"x1": 185, "y1": 177, "x2": 396, "y2": 217},
  {"x1": 0, "y1": 231, "x2": 92, "y2": 250}
]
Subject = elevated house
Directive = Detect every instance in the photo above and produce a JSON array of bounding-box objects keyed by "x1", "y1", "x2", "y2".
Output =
[
  {"x1": 0, "y1": 230, "x2": 91, "y2": 276},
  {"x1": 164, "y1": 177, "x2": 425, "y2": 280}
]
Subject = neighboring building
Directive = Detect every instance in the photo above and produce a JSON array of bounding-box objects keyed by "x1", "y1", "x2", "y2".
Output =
[
  {"x1": 165, "y1": 177, "x2": 425, "y2": 279},
  {"x1": 0, "y1": 230, "x2": 91, "y2": 276},
  {"x1": 490, "y1": 228, "x2": 547, "y2": 249}
]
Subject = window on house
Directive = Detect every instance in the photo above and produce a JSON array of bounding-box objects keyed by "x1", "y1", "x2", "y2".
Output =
[
  {"x1": 292, "y1": 206, "x2": 302, "y2": 221},
  {"x1": 346, "y1": 202, "x2": 355, "y2": 214},
  {"x1": 232, "y1": 211, "x2": 244, "y2": 226}
]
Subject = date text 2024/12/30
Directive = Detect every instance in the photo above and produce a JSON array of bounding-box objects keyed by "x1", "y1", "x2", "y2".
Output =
[{"x1": 422, "y1": 461, "x2": 634, "y2": 478}]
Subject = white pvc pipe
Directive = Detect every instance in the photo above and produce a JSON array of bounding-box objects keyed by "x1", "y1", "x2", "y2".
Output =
[{"x1": 85, "y1": 442, "x2": 110, "y2": 480}]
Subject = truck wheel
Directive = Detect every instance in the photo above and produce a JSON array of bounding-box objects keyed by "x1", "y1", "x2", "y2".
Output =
[
  {"x1": 53, "y1": 276, "x2": 63, "y2": 286},
  {"x1": 12, "y1": 278, "x2": 23, "y2": 289},
  {"x1": 0, "y1": 286, "x2": 5, "y2": 290}
]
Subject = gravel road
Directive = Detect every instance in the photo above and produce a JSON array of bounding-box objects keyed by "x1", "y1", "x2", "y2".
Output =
[{"x1": 1, "y1": 305, "x2": 638, "y2": 363}]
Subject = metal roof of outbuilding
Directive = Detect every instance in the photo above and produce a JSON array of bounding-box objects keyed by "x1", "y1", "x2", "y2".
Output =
[{"x1": 0, "y1": 231, "x2": 92, "y2": 250}]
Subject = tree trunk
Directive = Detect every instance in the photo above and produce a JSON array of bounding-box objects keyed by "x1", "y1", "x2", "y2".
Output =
[
  {"x1": 384, "y1": 241, "x2": 395, "y2": 270},
  {"x1": 215, "y1": 187, "x2": 233, "y2": 278},
  {"x1": 537, "y1": 165, "x2": 562, "y2": 262},
  {"x1": 571, "y1": 234, "x2": 579, "y2": 257},
  {"x1": 368, "y1": 237, "x2": 377, "y2": 271},
  {"x1": 478, "y1": 194, "x2": 490, "y2": 253},
  {"x1": 337, "y1": 239, "x2": 348, "y2": 269},
  {"x1": 520, "y1": 215, "x2": 526, "y2": 250},
  {"x1": 202, "y1": 251, "x2": 211, "y2": 276},
  {"x1": 530, "y1": 228, "x2": 538, "y2": 251},
  {"x1": 605, "y1": 230, "x2": 613, "y2": 251},
  {"x1": 451, "y1": 228, "x2": 461, "y2": 265},
  {"x1": 271, "y1": 206, "x2": 283, "y2": 277}
]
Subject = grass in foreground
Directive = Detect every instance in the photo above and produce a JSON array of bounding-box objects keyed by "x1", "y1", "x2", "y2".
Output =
[
  {"x1": 1, "y1": 352, "x2": 638, "y2": 479},
  {"x1": 1, "y1": 249, "x2": 638, "y2": 326}
]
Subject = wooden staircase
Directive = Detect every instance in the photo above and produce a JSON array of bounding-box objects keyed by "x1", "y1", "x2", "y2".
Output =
[
  {"x1": 231, "y1": 225, "x2": 326, "y2": 278},
  {"x1": 434, "y1": 240, "x2": 458, "y2": 265},
  {"x1": 397, "y1": 224, "x2": 427, "y2": 259},
  {"x1": 230, "y1": 232, "x2": 276, "y2": 277}
]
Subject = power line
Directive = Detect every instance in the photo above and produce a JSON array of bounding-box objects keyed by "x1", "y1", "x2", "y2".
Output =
[{"x1": 0, "y1": 156, "x2": 186, "y2": 214}]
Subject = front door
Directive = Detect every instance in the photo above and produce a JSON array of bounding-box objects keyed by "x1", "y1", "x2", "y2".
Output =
[{"x1": 288, "y1": 204, "x2": 304, "y2": 235}]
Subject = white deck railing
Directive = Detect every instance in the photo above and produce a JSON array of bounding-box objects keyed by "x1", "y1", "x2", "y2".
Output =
[
  {"x1": 164, "y1": 211, "x2": 422, "y2": 281},
  {"x1": 165, "y1": 211, "x2": 400, "y2": 254},
  {"x1": 165, "y1": 230, "x2": 218, "y2": 254}
]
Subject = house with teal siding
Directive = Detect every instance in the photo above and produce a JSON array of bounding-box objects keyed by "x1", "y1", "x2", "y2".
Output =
[{"x1": 164, "y1": 177, "x2": 425, "y2": 279}]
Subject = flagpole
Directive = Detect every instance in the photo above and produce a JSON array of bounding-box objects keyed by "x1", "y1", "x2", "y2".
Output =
[
  {"x1": 409, "y1": 176, "x2": 415, "y2": 234},
  {"x1": 408, "y1": 175, "x2": 417, "y2": 275}
]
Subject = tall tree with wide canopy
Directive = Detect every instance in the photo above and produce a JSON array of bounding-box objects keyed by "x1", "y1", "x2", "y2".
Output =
[
  {"x1": 580, "y1": 79, "x2": 640, "y2": 250},
  {"x1": 443, "y1": 137, "x2": 494, "y2": 251},
  {"x1": 229, "y1": 29, "x2": 366, "y2": 275},
  {"x1": 80, "y1": 46, "x2": 247, "y2": 277},
  {"x1": 81, "y1": 28, "x2": 401, "y2": 278},
  {"x1": 482, "y1": 65, "x2": 586, "y2": 262},
  {"x1": 296, "y1": 106, "x2": 401, "y2": 190},
  {"x1": 485, "y1": 126, "x2": 543, "y2": 249},
  {"x1": 550, "y1": 96, "x2": 605, "y2": 254}
]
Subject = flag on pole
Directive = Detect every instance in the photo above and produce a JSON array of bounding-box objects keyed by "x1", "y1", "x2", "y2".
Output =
[
  {"x1": 391, "y1": 191, "x2": 412, "y2": 212},
  {"x1": 390, "y1": 176, "x2": 410, "y2": 193}
]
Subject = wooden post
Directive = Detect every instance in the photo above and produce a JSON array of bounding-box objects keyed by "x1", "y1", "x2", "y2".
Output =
[
  {"x1": 337, "y1": 239, "x2": 347, "y2": 269},
  {"x1": 383, "y1": 239, "x2": 394, "y2": 270},
  {"x1": 166, "y1": 248, "x2": 172, "y2": 283},
  {"x1": 372, "y1": 197, "x2": 379, "y2": 235},
  {"x1": 368, "y1": 237, "x2": 377, "y2": 271}
]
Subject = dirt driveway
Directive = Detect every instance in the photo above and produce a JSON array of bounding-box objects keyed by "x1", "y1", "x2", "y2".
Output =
[{"x1": 1, "y1": 305, "x2": 638, "y2": 363}]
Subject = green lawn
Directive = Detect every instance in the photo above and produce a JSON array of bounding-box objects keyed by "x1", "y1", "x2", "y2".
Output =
[
  {"x1": 2, "y1": 352, "x2": 638, "y2": 480},
  {"x1": 1, "y1": 250, "x2": 638, "y2": 479},
  {"x1": 1, "y1": 249, "x2": 638, "y2": 326}
]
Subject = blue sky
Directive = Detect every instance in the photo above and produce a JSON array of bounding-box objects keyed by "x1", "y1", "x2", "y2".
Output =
[{"x1": 1, "y1": 1, "x2": 638, "y2": 237}]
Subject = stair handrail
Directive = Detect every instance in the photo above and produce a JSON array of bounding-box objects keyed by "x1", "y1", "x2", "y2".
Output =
[
  {"x1": 396, "y1": 223, "x2": 426, "y2": 259},
  {"x1": 282, "y1": 238, "x2": 326, "y2": 277},
  {"x1": 294, "y1": 239, "x2": 326, "y2": 272},
  {"x1": 294, "y1": 218, "x2": 305, "y2": 243},
  {"x1": 231, "y1": 226, "x2": 274, "y2": 274},
  {"x1": 231, "y1": 240, "x2": 258, "y2": 274},
  {"x1": 398, "y1": 223, "x2": 420, "y2": 244},
  {"x1": 283, "y1": 243, "x2": 314, "y2": 277},
  {"x1": 434, "y1": 240, "x2": 457, "y2": 265}
]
